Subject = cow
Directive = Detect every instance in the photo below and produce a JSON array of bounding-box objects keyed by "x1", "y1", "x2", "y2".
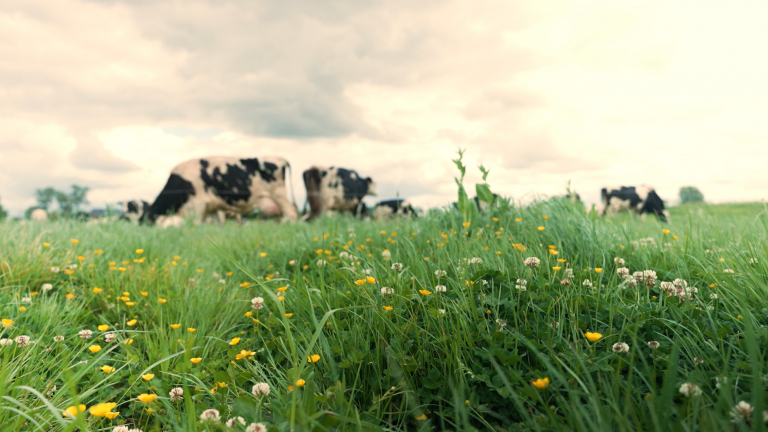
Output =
[
  {"x1": 372, "y1": 199, "x2": 417, "y2": 220},
  {"x1": 597, "y1": 185, "x2": 669, "y2": 222},
  {"x1": 121, "y1": 199, "x2": 150, "y2": 223},
  {"x1": 451, "y1": 194, "x2": 499, "y2": 212},
  {"x1": 145, "y1": 156, "x2": 297, "y2": 224},
  {"x1": 30, "y1": 208, "x2": 48, "y2": 222},
  {"x1": 302, "y1": 166, "x2": 377, "y2": 221}
]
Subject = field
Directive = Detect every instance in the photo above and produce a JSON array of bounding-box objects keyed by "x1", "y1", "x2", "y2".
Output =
[{"x1": 2, "y1": 198, "x2": 768, "y2": 432}]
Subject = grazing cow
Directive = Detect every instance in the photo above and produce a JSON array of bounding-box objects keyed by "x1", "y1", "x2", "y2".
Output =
[
  {"x1": 30, "y1": 208, "x2": 48, "y2": 222},
  {"x1": 302, "y1": 166, "x2": 377, "y2": 221},
  {"x1": 145, "y1": 156, "x2": 297, "y2": 224},
  {"x1": 121, "y1": 200, "x2": 150, "y2": 223},
  {"x1": 597, "y1": 185, "x2": 669, "y2": 222},
  {"x1": 372, "y1": 199, "x2": 417, "y2": 220}
]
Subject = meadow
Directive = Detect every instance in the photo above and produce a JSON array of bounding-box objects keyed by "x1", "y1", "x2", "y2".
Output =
[{"x1": 1, "y1": 198, "x2": 768, "y2": 432}]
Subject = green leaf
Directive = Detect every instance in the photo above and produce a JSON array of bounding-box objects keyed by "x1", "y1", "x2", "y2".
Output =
[{"x1": 476, "y1": 183, "x2": 494, "y2": 204}]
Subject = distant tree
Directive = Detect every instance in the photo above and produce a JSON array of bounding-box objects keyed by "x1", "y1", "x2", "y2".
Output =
[
  {"x1": 679, "y1": 186, "x2": 704, "y2": 204},
  {"x1": 0, "y1": 197, "x2": 7, "y2": 221},
  {"x1": 34, "y1": 185, "x2": 90, "y2": 217},
  {"x1": 35, "y1": 187, "x2": 58, "y2": 211}
]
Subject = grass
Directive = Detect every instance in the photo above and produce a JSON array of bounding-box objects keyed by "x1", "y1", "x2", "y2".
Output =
[{"x1": 1, "y1": 199, "x2": 768, "y2": 431}]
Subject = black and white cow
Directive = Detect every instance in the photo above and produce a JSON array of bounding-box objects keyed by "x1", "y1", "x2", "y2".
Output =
[
  {"x1": 121, "y1": 199, "x2": 150, "y2": 223},
  {"x1": 372, "y1": 199, "x2": 417, "y2": 220},
  {"x1": 302, "y1": 166, "x2": 378, "y2": 221},
  {"x1": 597, "y1": 185, "x2": 669, "y2": 222},
  {"x1": 145, "y1": 156, "x2": 297, "y2": 224}
]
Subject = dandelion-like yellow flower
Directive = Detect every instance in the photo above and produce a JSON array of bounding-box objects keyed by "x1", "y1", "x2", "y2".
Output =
[
  {"x1": 277, "y1": 286, "x2": 287, "y2": 292},
  {"x1": 123, "y1": 339, "x2": 133, "y2": 345},
  {"x1": 101, "y1": 365, "x2": 116, "y2": 373},
  {"x1": 140, "y1": 291, "x2": 148, "y2": 296},
  {"x1": 170, "y1": 324, "x2": 180, "y2": 329},
  {"x1": 125, "y1": 302, "x2": 135, "y2": 306},
  {"x1": 296, "y1": 379, "x2": 306, "y2": 387},
  {"x1": 187, "y1": 328, "x2": 196, "y2": 332},
  {"x1": 415, "y1": 414, "x2": 428, "y2": 420},
  {"x1": 594, "y1": 268, "x2": 602, "y2": 273},
  {"x1": 77, "y1": 256, "x2": 85, "y2": 261},
  {"x1": 93, "y1": 287, "x2": 103, "y2": 294},
  {"x1": 89, "y1": 345, "x2": 101, "y2": 353},
  {"x1": 285, "y1": 313, "x2": 293, "y2": 318},
  {"x1": 229, "y1": 337, "x2": 240, "y2": 345},
  {"x1": 462, "y1": 222, "x2": 471, "y2": 227},
  {"x1": 105, "y1": 411, "x2": 119, "y2": 419},
  {"x1": 366, "y1": 276, "x2": 376, "y2": 284},
  {"x1": 63, "y1": 404, "x2": 86, "y2": 418},
  {"x1": 191, "y1": 357, "x2": 202, "y2": 364},
  {"x1": 97, "y1": 324, "x2": 109, "y2": 331},
  {"x1": 548, "y1": 249, "x2": 558, "y2": 255},
  {"x1": 158, "y1": 298, "x2": 167, "y2": 304},
  {"x1": 354, "y1": 279, "x2": 366, "y2": 285},
  {"x1": 419, "y1": 290, "x2": 432, "y2": 296},
  {"x1": 662, "y1": 229, "x2": 670, "y2": 234},
  {"x1": 142, "y1": 374, "x2": 154, "y2": 381},
  {"x1": 552, "y1": 266, "x2": 561, "y2": 271},
  {"x1": 557, "y1": 259, "x2": 566, "y2": 263},
  {"x1": 136, "y1": 249, "x2": 144, "y2": 254},
  {"x1": 585, "y1": 332, "x2": 603, "y2": 342},
  {"x1": 136, "y1": 394, "x2": 157, "y2": 403},
  {"x1": 383, "y1": 306, "x2": 393, "y2": 311},
  {"x1": 89, "y1": 402, "x2": 117, "y2": 417},
  {"x1": 537, "y1": 226, "x2": 545, "y2": 231},
  {"x1": 127, "y1": 319, "x2": 137, "y2": 326},
  {"x1": 1, "y1": 319, "x2": 13, "y2": 328},
  {"x1": 259, "y1": 252, "x2": 267, "y2": 257},
  {"x1": 515, "y1": 218, "x2": 522, "y2": 222},
  {"x1": 65, "y1": 293, "x2": 75, "y2": 299},
  {"x1": 531, "y1": 377, "x2": 550, "y2": 389},
  {"x1": 43, "y1": 242, "x2": 50, "y2": 247},
  {"x1": 64, "y1": 270, "x2": 75, "y2": 275},
  {"x1": 71, "y1": 239, "x2": 79, "y2": 245},
  {"x1": 308, "y1": 354, "x2": 321, "y2": 363},
  {"x1": 493, "y1": 217, "x2": 499, "y2": 222}
]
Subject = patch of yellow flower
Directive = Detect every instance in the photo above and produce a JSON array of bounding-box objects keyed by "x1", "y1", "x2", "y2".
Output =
[
  {"x1": 531, "y1": 377, "x2": 550, "y2": 389},
  {"x1": 585, "y1": 332, "x2": 603, "y2": 342},
  {"x1": 136, "y1": 394, "x2": 157, "y2": 403}
]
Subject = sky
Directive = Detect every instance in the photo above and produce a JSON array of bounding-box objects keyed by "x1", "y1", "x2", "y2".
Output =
[{"x1": 1, "y1": 1, "x2": 767, "y2": 216}]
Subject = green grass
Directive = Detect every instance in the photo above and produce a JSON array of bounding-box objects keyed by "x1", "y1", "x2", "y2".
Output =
[{"x1": 1, "y1": 200, "x2": 768, "y2": 431}]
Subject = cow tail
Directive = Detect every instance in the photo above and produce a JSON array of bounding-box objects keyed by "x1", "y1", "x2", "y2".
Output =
[{"x1": 287, "y1": 162, "x2": 297, "y2": 209}]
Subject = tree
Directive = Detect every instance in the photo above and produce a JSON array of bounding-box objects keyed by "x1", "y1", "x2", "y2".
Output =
[
  {"x1": 679, "y1": 186, "x2": 704, "y2": 204},
  {"x1": 35, "y1": 187, "x2": 57, "y2": 210},
  {"x1": 34, "y1": 185, "x2": 90, "y2": 217},
  {"x1": 0, "y1": 197, "x2": 7, "y2": 221}
]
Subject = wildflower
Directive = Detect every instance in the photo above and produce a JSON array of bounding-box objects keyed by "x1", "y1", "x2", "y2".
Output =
[
  {"x1": 101, "y1": 366, "x2": 116, "y2": 373},
  {"x1": 496, "y1": 319, "x2": 507, "y2": 329},
  {"x1": 246, "y1": 424, "x2": 267, "y2": 432},
  {"x1": 123, "y1": 339, "x2": 133, "y2": 345},
  {"x1": 200, "y1": 408, "x2": 221, "y2": 422},
  {"x1": 648, "y1": 341, "x2": 660, "y2": 349},
  {"x1": 730, "y1": 401, "x2": 753, "y2": 423},
  {"x1": 381, "y1": 287, "x2": 394, "y2": 296},
  {"x1": 89, "y1": 402, "x2": 117, "y2": 417},
  {"x1": 435, "y1": 270, "x2": 446, "y2": 278},
  {"x1": 142, "y1": 374, "x2": 154, "y2": 381},
  {"x1": 366, "y1": 276, "x2": 376, "y2": 284},
  {"x1": 63, "y1": 404, "x2": 87, "y2": 418},
  {"x1": 583, "y1": 279, "x2": 593, "y2": 288},
  {"x1": 53, "y1": 335, "x2": 65, "y2": 342},
  {"x1": 524, "y1": 257, "x2": 540, "y2": 268},
  {"x1": 537, "y1": 226, "x2": 544, "y2": 231},
  {"x1": 227, "y1": 417, "x2": 246, "y2": 427},
  {"x1": 550, "y1": 321, "x2": 559, "y2": 328},
  {"x1": 105, "y1": 333, "x2": 117, "y2": 343},
  {"x1": 560, "y1": 278, "x2": 572, "y2": 286},
  {"x1": 42, "y1": 283, "x2": 53, "y2": 292},
  {"x1": 88, "y1": 345, "x2": 101, "y2": 353},
  {"x1": 470, "y1": 257, "x2": 482, "y2": 264},
  {"x1": 585, "y1": 332, "x2": 603, "y2": 342},
  {"x1": 136, "y1": 394, "x2": 157, "y2": 403},
  {"x1": 296, "y1": 379, "x2": 306, "y2": 387},
  {"x1": 316, "y1": 259, "x2": 326, "y2": 267},
  {"x1": 749, "y1": 258, "x2": 758, "y2": 264},
  {"x1": 710, "y1": 293, "x2": 718, "y2": 300},
  {"x1": 191, "y1": 358, "x2": 202, "y2": 364},
  {"x1": 435, "y1": 285, "x2": 447, "y2": 292},
  {"x1": 617, "y1": 267, "x2": 630, "y2": 279},
  {"x1": 383, "y1": 306, "x2": 393, "y2": 311},
  {"x1": 71, "y1": 239, "x2": 79, "y2": 244},
  {"x1": 438, "y1": 309, "x2": 446, "y2": 314},
  {"x1": 65, "y1": 293, "x2": 75, "y2": 300},
  {"x1": 419, "y1": 290, "x2": 432, "y2": 296},
  {"x1": 723, "y1": 269, "x2": 734, "y2": 273},
  {"x1": 127, "y1": 319, "x2": 137, "y2": 326},
  {"x1": 662, "y1": 229, "x2": 670, "y2": 234},
  {"x1": 391, "y1": 263, "x2": 403, "y2": 271},
  {"x1": 96, "y1": 324, "x2": 109, "y2": 332},
  {"x1": 531, "y1": 377, "x2": 550, "y2": 389},
  {"x1": 170, "y1": 324, "x2": 180, "y2": 329},
  {"x1": 0, "y1": 339, "x2": 12, "y2": 346},
  {"x1": 242, "y1": 383, "x2": 270, "y2": 401},
  {"x1": 643, "y1": 270, "x2": 658, "y2": 286},
  {"x1": 354, "y1": 279, "x2": 366, "y2": 285},
  {"x1": 229, "y1": 337, "x2": 240, "y2": 345},
  {"x1": 1, "y1": 319, "x2": 12, "y2": 328},
  {"x1": 612, "y1": 342, "x2": 629, "y2": 353},
  {"x1": 552, "y1": 266, "x2": 561, "y2": 271},
  {"x1": 251, "y1": 297, "x2": 264, "y2": 310},
  {"x1": 694, "y1": 357, "x2": 703, "y2": 365},
  {"x1": 594, "y1": 268, "x2": 602, "y2": 273},
  {"x1": 170, "y1": 387, "x2": 183, "y2": 401},
  {"x1": 15, "y1": 336, "x2": 31, "y2": 347},
  {"x1": 381, "y1": 250, "x2": 391, "y2": 260},
  {"x1": 678, "y1": 383, "x2": 701, "y2": 397},
  {"x1": 307, "y1": 354, "x2": 321, "y2": 363},
  {"x1": 614, "y1": 257, "x2": 625, "y2": 265}
]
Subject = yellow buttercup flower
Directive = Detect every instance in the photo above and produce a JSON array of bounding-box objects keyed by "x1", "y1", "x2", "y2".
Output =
[
  {"x1": 354, "y1": 279, "x2": 366, "y2": 285},
  {"x1": 98, "y1": 324, "x2": 109, "y2": 331},
  {"x1": 594, "y1": 268, "x2": 602, "y2": 273},
  {"x1": 89, "y1": 402, "x2": 117, "y2": 417},
  {"x1": 140, "y1": 291, "x2": 148, "y2": 296},
  {"x1": 366, "y1": 276, "x2": 376, "y2": 284},
  {"x1": 63, "y1": 404, "x2": 86, "y2": 418},
  {"x1": 191, "y1": 358, "x2": 202, "y2": 364},
  {"x1": 552, "y1": 266, "x2": 561, "y2": 271},
  {"x1": 382, "y1": 306, "x2": 393, "y2": 311},
  {"x1": 531, "y1": 377, "x2": 550, "y2": 389},
  {"x1": 308, "y1": 354, "x2": 321, "y2": 363},
  {"x1": 158, "y1": 298, "x2": 167, "y2": 304},
  {"x1": 65, "y1": 293, "x2": 75, "y2": 300},
  {"x1": 662, "y1": 229, "x2": 670, "y2": 234},
  {"x1": 71, "y1": 239, "x2": 79, "y2": 245},
  {"x1": 142, "y1": 374, "x2": 154, "y2": 381},
  {"x1": 187, "y1": 328, "x2": 196, "y2": 332},
  {"x1": 101, "y1": 365, "x2": 116, "y2": 373},
  {"x1": 415, "y1": 413, "x2": 428, "y2": 420},
  {"x1": 537, "y1": 226, "x2": 545, "y2": 231},
  {"x1": 585, "y1": 332, "x2": 603, "y2": 342},
  {"x1": 127, "y1": 319, "x2": 137, "y2": 326},
  {"x1": 123, "y1": 339, "x2": 133, "y2": 345},
  {"x1": 93, "y1": 287, "x2": 103, "y2": 294},
  {"x1": 462, "y1": 222, "x2": 471, "y2": 227},
  {"x1": 285, "y1": 313, "x2": 293, "y2": 318},
  {"x1": 260, "y1": 252, "x2": 267, "y2": 257},
  {"x1": 170, "y1": 324, "x2": 180, "y2": 329},
  {"x1": 229, "y1": 337, "x2": 240, "y2": 345},
  {"x1": 43, "y1": 242, "x2": 50, "y2": 247},
  {"x1": 135, "y1": 249, "x2": 144, "y2": 254},
  {"x1": 105, "y1": 411, "x2": 119, "y2": 419},
  {"x1": 419, "y1": 290, "x2": 432, "y2": 296},
  {"x1": 89, "y1": 345, "x2": 101, "y2": 353},
  {"x1": 296, "y1": 379, "x2": 306, "y2": 387},
  {"x1": 276, "y1": 286, "x2": 287, "y2": 292},
  {"x1": 2, "y1": 319, "x2": 13, "y2": 328},
  {"x1": 136, "y1": 394, "x2": 157, "y2": 403}
]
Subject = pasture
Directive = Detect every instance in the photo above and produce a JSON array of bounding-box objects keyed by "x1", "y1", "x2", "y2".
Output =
[{"x1": 1, "y1": 199, "x2": 767, "y2": 431}]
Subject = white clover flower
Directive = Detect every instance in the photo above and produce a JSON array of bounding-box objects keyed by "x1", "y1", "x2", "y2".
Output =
[
  {"x1": 614, "y1": 257, "x2": 625, "y2": 265},
  {"x1": 246, "y1": 423, "x2": 267, "y2": 432},
  {"x1": 15, "y1": 335, "x2": 31, "y2": 347},
  {"x1": 391, "y1": 263, "x2": 403, "y2": 271},
  {"x1": 647, "y1": 341, "x2": 660, "y2": 349},
  {"x1": 200, "y1": 408, "x2": 221, "y2": 422},
  {"x1": 21, "y1": 297, "x2": 31, "y2": 303},
  {"x1": 113, "y1": 427, "x2": 130, "y2": 432},
  {"x1": 617, "y1": 268, "x2": 630, "y2": 279},
  {"x1": 53, "y1": 335, "x2": 65, "y2": 343},
  {"x1": 515, "y1": 284, "x2": 527, "y2": 291},
  {"x1": 50, "y1": 267, "x2": 60, "y2": 273},
  {"x1": 252, "y1": 382, "x2": 270, "y2": 397},
  {"x1": 251, "y1": 297, "x2": 265, "y2": 310},
  {"x1": 339, "y1": 251, "x2": 350, "y2": 259},
  {"x1": 0, "y1": 339, "x2": 13, "y2": 346},
  {"x1": 218, "y1": 279, "x2": 226, "y2": 284},
  {"x1": 565, "y1": 268, "x2": 574, "y2": 278},
  {"x1": 694, "y1": 357, "x2": 703, "y2": 365},
  {"x1": 127, "y1": 428, "x2": 142, "y2": 432},
  {"x1": 434, "y1": 270, "x2": 447, "y2": 278},
  {"x1": 612, "y1": 342, "x2": 629, "y2": 353},
  {"x1": 679, "y1": 383, "x2": 701, "y2": 397},
  {"x1": 550, "y1": 321, "x2": 559, "y2": 328},
  {"x1": 42, "y1": 283, "x2": 53, "y2": 291},
  {"x1": 710, "y1": 293, "x2": 718, "y2": 300},
  {"x1": 316, "y1": 259, "x2": 326, "y2": 267},
  {"x1": 470, "y1": 257, "x2": 482, "y2": 264},
  {"x1": 730, "y1": 401, "x2": 753, "y2": 423},
  {"x1": 705, "y1": 249, "x2": 712, "y2": 254},
  {"x1": 749, "y1": 258, "x2": 758, "y2": 264},
  {"x1": 723, "y1": 269, "x2": 734, "y2": 273},
  {"x1": 363, "y1": 269, "x2": 372, "y2": 275},
  {"x1": 435, "y1": 285, "x2": 447, "y2": 292},
  {"x1": 381, "y1": 250, "x2": 391, "y2": 259},
  {"x1": 170, "y1": 387, "x2": 184, "y2": 401},
  {"x1": 495, "y1": 319, "x2": 507, "y2": 330},
  {"x1": 438, "y1": 309, "x2": 446, "y2": 314},
  {"x1": 523, "y1": 257, "x2": 540, "y2": 268},
  {"x1": 226, "y1": 417, "x2": 246, "y2": 427},
  {"x1": 105, "y1": 333, "x2": 117, "y2": 343},
  {"x1": 380, "y1": 287, "x2": 394, "y2": 296},
  {"x1": 516, "y1": 278, "x2": 527, "y2": 286},
  {"x1": 560, "y1": 278, "x2": 572, "y2": 286},
  {"x1": 289, "y1": 260, "x2": 296, "y2": 266},
  {"x1": 78, "y1": 330, "x2": 93, "y2": 339},
  {"x1": 583, "y1": 279, "x2": 593, "y2": 288},
  {"x1": 68, "y1": 264, "x2": 77, "y2": 270}
]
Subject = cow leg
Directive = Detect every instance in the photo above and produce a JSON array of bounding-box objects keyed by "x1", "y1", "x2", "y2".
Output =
[{"x1": 272, "y1": 190, "x2": 298, "y2": 223}]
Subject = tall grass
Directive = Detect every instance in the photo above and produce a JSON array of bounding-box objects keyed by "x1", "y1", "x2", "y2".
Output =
[{"x1": 1, "y1": 198, "x2": 768, "y2": 431}]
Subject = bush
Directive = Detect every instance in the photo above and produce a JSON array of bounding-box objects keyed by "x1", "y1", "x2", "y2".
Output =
[{"x1": 679, "y1": 186, "x2": 704, "y2": 204}]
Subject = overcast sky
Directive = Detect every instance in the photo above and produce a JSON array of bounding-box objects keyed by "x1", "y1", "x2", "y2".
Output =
[{"x1": 1, "y1": 1, "x2": 767, "y2": 216}]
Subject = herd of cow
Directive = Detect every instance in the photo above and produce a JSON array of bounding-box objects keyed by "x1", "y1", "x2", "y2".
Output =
[{"x1": 27, "y1": 155, "x2": 671, "y2": 225}]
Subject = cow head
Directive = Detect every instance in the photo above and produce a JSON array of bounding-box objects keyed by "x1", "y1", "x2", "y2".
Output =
[{"x1": 365, "y1": 177, "x2": 378, "y2": 196}]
